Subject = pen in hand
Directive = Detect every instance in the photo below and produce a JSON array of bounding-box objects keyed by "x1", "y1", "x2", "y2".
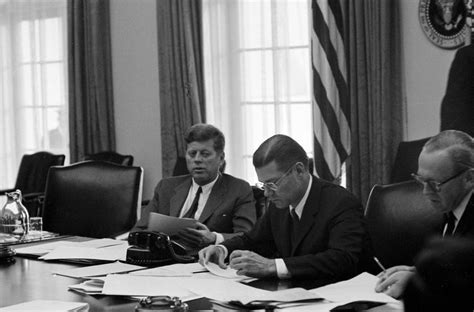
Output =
[{"x1": 373, "y1": 256, "x2": 386, "y2": 273}]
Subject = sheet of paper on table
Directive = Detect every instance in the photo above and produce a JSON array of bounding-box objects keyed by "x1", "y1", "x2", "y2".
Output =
[
  {"x1": 130, "y1": 262, "x2": 205, "y2": 277},
  {"x1": 147, "y1": 212, "x2": 197, "y2": 235},
  {"x1": 54, "y1": 261, "x2": 145, "y2": 278},
  {"x1": 184, "y1": 278, "x2": 321, "y2": 306},
  {"x1": 14, "y1": 238, "x2": 126, "y2": 257},
  {"x1": 39, "y1": 243, "x2": 128, "y2": 262},
  {"x1": 310, "y1": 272, "x2": 399, "y2": 304},
  {"x1": 101, "y1": 274, "x2": 202, "y2": 302}
]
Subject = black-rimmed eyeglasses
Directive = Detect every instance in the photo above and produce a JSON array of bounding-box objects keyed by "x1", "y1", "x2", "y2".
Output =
[
  {"x1": 256, "y1": 163, "x2": 296, "y2": 192},
  {"x1": 411, "y1": 168, "x2": 470, "y2": 193}
]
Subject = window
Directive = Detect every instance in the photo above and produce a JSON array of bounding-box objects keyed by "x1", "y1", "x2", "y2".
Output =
[
  {"x1": 203, "y1": 0, "x2": 313, "y2": 183},
  {"x1": 0, "y1": 0, "x2": 68, "y2": 189}
]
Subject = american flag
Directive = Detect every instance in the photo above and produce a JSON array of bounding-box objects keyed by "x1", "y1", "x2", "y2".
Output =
[{"x1": 311, "y1": 0, "x2": 350, "y2": 183}]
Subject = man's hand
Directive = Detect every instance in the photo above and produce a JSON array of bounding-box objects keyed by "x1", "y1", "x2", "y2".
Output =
[
  {"x1": 178, "y1": 222, "x2": 216, "y2": 248},
  {"x1": 198, "y1": 245, "x2": 227, "y2": 269},
  {"x1": 229, "y1": 250, "x2": 277, "y2": 278},
  {"x1": 375, "y1": 265, "x2": 416, "y2": 299}
]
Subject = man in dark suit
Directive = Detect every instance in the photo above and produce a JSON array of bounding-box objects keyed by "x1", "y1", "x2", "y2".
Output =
[
  {"x1": 440, "y1": 44, "x2": 474, "y2": 137},
  {"x1": 404, "y1": 237, "x2": 474, "y2": 312},
  {"x1": 132, "y1": 124, "x2": 256, "y2": 248},
  {"x1": 199, "y1": 134, "x2": 366, "y2": 283},
  {"x1": 375, "y1": 130, "x2": 474, "y2": 298}
]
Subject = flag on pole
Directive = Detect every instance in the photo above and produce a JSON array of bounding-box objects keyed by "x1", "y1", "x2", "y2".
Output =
[{"x1": 311, "y1": 0, "x2": 350, "y2": 182}]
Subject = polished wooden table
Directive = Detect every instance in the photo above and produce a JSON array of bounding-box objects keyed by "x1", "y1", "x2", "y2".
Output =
[{"x1": 0, "y1": 239, "x2": 402, "y2": 311}]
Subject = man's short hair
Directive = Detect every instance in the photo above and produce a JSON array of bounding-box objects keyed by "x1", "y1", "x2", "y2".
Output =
[
  {"x1": 423, "y1": 130, "x2": 474, "y2": 172},
  {"x1": 184, "y1": 124, "x2": 225, "y2": 153},
  {"x1": 253, "y1": 134, "x2": 309, "y2": 171}
]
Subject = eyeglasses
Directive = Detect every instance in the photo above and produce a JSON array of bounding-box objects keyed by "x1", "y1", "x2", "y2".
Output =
[
  {"x1": 256, "y1": 163, "x2": 296, "y2": 192},
  {"x1": 411, "y1": 168, "x2": 470, "y2": 193}
]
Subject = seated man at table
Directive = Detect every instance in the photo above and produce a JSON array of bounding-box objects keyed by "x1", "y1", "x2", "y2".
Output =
[
  {"x1": 132, "y1": 123, "x2": 256, "y2": 248},
  {"x1": 199, "y1": 134, "x2": 366, "y2": 284},
  {"x1": 404, "y1": 237, "x2": 474, "y2": 312},
  {"x1": 375, "y1": 129, "x2": 474, "y2": 298}
]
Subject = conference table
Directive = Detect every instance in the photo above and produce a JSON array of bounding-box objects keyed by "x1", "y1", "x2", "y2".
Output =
[{"x1": 0, "y1": 237, "x2": 402, "y2": 311}]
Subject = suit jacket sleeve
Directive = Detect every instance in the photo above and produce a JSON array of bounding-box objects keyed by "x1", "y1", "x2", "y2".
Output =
[
  {"x1": 222, "y1": 209, "x2": 278, "y2": 257},
  {"x1": 221, "y1": 180, "x2": 257, "y2": 240},
  {"x1": 282, "y1": 195, "x2": 364, "y2": 281}
]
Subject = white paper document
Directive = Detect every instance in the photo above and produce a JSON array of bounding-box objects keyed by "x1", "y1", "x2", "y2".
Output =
[
  {"x1": 39, "y1": 244, "x2": 129, "y2": 262},
  {"x1": 148, "y1": 212, "x2": 197, "y2": 235},
  {"x1": 54, "y1": 261, "x2": 145, "y2": 278},
  {"x1": 130, "y1": 262, "x2": 205, "y2": 277},
  {"x1": 0, "y1": 300, "x2": 89, "y2": 312},
  {"x1": 184, "y1": 278, "x2": 321, "y2": 305},
  {"x1": 69, "y1": 278, "x2": 105, "y2": 295},
  {"x1": 101, "y1": 275, "x2": 201, "y2": 302},
  {"x1": 14, "y1": 241, "x2": 79, "y2": 257},
  {"x1": 310, "y1": 272, "x2": 399, "y2": 304},
  {"x1": 14, "y1": 238, "x2": 127, "y2": 257}
]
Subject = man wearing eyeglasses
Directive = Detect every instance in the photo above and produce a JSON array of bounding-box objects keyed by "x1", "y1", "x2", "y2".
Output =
[
  {"x1": 375, "y1": 129, "x2": 474, "y2": 298},
  {"x1": 199, "y1": 134, "x2": 366, "y2": 284}
]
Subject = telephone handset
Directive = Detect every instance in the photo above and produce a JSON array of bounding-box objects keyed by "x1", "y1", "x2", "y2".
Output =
[{"x1": 126, "y1": 231, "x2": 196, "y2": 266}]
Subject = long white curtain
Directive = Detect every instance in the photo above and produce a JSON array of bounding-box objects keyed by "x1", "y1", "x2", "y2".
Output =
[
  {"x1": 0, "y1": 0, "x2": 68, "y2": 189},
  {"x1": 202, "y1": 0, "x2": 313, "y2": 183}
]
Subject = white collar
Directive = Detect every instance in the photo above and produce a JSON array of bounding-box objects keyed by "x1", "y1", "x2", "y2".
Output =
[
  {"x1": 191, "y1": 173, "x2": 220, "y2": 194},
  {"x1": 289, "y1": 175, "x2": 312, "y2": 219}
]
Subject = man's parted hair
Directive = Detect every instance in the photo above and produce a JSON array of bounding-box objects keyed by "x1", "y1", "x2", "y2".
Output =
[
  {"x1": 253, "y1": 134, "x2": 309, "y2": 171},
  {"x1": 184, "y1": 123, "x2": 225, "y2": 153},
  {"x1": 423, "y1": 130, "x2": 474, "y2": 171}
]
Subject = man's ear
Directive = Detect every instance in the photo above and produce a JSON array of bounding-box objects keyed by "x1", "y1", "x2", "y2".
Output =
[
  {"x1": 295, "y1": 162, "x2": 306, "y2": 174},
  {"x1": 465, "y1": 168, "x2": 474, "y2": 187}
]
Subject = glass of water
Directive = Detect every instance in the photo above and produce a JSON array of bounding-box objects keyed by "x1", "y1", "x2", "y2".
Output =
[{"x1": 29, "y1": 217, "x2": 43, "y2": 237}]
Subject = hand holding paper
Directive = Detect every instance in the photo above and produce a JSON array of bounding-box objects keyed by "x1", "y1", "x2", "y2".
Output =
[{"x1": 229, "y1": 250, "x2": 277, "y2": 278}]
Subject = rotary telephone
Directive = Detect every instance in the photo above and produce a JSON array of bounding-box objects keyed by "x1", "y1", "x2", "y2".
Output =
[{"x1": 126, "y1": 231, "x2": 196, "y2": 266}]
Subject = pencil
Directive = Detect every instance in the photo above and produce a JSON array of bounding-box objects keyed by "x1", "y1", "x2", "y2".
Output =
[{"x1": 373, "y1": 256, "x2": 386, "y2": 273}]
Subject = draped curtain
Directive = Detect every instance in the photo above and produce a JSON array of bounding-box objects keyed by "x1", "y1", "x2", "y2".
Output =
[
  {"x1": 343, "y1": 0, "x2": 404, "y2": 203},
  {"x1": 68, "y1": 0, "x2": 115, "y2": 163},
  {"x1": 157, "y1": 0, "x2": 206, "y2": 177}
]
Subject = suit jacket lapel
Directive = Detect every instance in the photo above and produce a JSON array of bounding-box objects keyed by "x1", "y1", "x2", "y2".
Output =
[
  {"x1": 455, "y1": 194, "x2": 474, "y2": 237},
  {"x1": 275, "y1": 206, "x2": 293, "y2": 257},
  {"x1": 291, "y1": 178, "x2": 322, "y2": 255},
  {"x1": 169, "y1": 178, "x2": 192, "y2": 217},
  {"x1": 198, "y1": 175, "x2": 225, "y2": 223}
]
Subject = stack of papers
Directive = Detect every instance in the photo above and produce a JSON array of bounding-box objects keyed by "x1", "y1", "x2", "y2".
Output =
[{"x1": 14, "y1": 239, "x2": 129, "y2": 264}]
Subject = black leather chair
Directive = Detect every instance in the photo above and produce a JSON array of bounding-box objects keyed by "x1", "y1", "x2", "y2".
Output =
[
  {"x1": 0, "y1": 151, "x2": 65, "y2": 217},
  {"x1": 364, "y1": 180, "x2": 444, "y2": 270},
  {"x1": 42, "y1": 161, "x2": 143, "y2": 238},
  {"x1": 390, "y1": 137, "x2": 430, "y2": 183},
  {"x1": 83, "y1": 151, "x2": 134, "y2": 166}
]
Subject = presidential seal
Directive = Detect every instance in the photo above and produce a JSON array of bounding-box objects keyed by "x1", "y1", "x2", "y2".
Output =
[{"x1": 419, "y1": 0, "x2": 469, "y2": 49}]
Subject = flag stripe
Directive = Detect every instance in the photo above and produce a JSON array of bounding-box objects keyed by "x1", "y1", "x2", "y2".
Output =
[
  {"x1": 311, "y1": 31, "x2": 351, "y2": 153},
  {"x1": 312, "y1": 69, "x2": 348, "y2": 161},
  {"x1": 311, "y1": 0, "x2": 351, "y2": 181},
  {"x1": 327, "y1": 0, "x2": 344, "y2": 44},
  {"x1": 313, "y1": 134, "x2": 335, "y2": 181},
  {"x1": 311, "y1": 1, "x2": 350, "y2": 123}
]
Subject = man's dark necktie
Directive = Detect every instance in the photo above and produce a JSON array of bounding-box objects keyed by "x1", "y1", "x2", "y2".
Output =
[
  {"x1": 183, "y1": 187, "x2": 202, "y2": 219},
  {"x1": 443, "y1": 211, "x2": 456, "y2": 237},
  {"x1": 290, "y1": 209, "x2": 299, "y2": 244}
]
